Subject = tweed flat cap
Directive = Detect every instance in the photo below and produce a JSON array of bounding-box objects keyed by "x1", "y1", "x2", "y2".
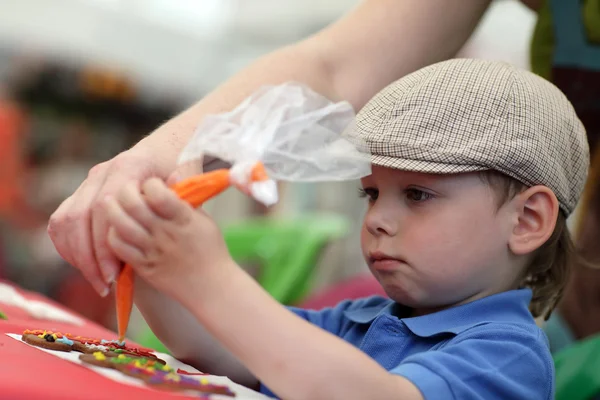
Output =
[{"x1": 351, "y1": 58, "x2": 589, "y2": 215}]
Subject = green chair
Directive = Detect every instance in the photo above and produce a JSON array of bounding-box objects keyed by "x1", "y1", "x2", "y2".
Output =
[
  {"x1": 554, "y1": 333, "x2": 600, "y2": 400},
  {"x1": 224, "y1": 214, "x2": 350, "y2": 305},
  {"x1": 136, "y1": 213, "x2": 351, "y2": 353}
]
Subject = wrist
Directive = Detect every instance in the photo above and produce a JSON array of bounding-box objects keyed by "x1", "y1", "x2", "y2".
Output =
[
  {"x1": 138, "y1": 104, "x2": 205, "y2": 155},
  {"x1": 131, "y1": 107, "x2": 201, "y2": 167},
  {"x1": 130, "y1": 134, "x2": 179, "y2": 173}
]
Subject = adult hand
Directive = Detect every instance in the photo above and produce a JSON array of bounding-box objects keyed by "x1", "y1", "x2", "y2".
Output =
[{"x1": 47, "y1": 144, "x2": 187, "y2": 296}]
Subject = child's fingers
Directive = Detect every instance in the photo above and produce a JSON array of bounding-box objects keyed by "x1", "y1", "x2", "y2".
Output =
[
  {"x1": 115, "y1": 182, "x2": 157, "y2": 230},
  {"x1": 104, "y1": 197, "x2": 152, "y2": 249},
  {"x1": 142, "y1": 178, "x2": 192, "y2": 222},
  {"x1": 107, "y1": 227, "x2": 146, "y2": 267}
]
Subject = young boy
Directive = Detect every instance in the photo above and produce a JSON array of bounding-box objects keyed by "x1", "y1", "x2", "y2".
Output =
[{"x1": 103, "y1": 58, "x2": 589, "y2": 399}]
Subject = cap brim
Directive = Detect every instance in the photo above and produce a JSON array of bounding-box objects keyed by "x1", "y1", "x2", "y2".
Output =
[{"x1": 370, "y1": 154, "x2": 487, "y2": 175}]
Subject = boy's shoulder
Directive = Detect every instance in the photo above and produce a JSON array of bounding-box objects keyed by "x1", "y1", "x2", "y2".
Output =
[
  {"x1": 396, "y1": 318, "x2": 554, "y2": 400},
  {"x1": 395, "y1": 291, "x2": 554, "y2": 400}
]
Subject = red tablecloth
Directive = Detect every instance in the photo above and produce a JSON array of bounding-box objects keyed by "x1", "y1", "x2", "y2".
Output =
[{"x1": 0, "y1": 281, "x2": 202, "y2": 400}]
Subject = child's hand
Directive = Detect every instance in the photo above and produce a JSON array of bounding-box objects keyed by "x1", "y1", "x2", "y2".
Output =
[{"x1": 104, "y1": 177, "x2": 234, "y2": 300}]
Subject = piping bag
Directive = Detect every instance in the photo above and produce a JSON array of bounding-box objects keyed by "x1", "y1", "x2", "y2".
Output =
[{"x1": 115, "y1": 82, "x2": 371, "y2": 342}]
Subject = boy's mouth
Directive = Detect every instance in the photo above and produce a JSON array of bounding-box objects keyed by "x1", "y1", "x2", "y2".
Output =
[{"x1": 368, "y1": 251, "x2": 404, "y2": 271}]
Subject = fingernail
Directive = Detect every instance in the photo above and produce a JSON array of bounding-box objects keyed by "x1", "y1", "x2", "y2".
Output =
[
  {"x1": 105, "y1": 268, "x2": 117, "y2": 284},
  {"x1": 95, "y1": 283, "x2": 110, "y2": 298},
  {"x1": 102, "y1": 263, "x2": 118, "y2": 284}
]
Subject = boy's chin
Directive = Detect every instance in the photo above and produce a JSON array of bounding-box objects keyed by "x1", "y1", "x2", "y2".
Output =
[
  {"x1": 376, "y1": 279, "x2": 424, "y2": 308},
  {"x1": 376, "y1": 277, "x2": 451, "y2": 312}
]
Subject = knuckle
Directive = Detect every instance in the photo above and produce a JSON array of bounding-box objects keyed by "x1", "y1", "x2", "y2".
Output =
[
  {"x1": 46, "y1": 214, "x2": 60, "y2": 238},
  {"x1": 91, "y1": 198, "x2": 113, "y2": 221},
  {"x1": 93, "y1": 193, "x2": 115, "y2": 213},
  {"x1": 140, "y1": 250, "x2": 161, "y2": 271},
  {"x1": 48, "y1": 203, "x2": 67, "y2": 231},
  {"x1": 112, "y1": 152, "x2": 137, "y2": 170},
  {"x1": 87, "y1": 162, "x2": 108, "y2": 180},
  {"x1": 142, "y1": 260, "x2": 159, "y2": 272},
  {"x1": 90, "y1": 195, "x2": 106, "y2": 210},
  {"x1": 48, "y1": 208, "x2": 79, "y2": 235}
]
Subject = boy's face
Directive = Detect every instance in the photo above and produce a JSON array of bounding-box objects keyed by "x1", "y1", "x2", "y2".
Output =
[{"x1": 360, "y1": 166, "x2": 521, "y2": 315}]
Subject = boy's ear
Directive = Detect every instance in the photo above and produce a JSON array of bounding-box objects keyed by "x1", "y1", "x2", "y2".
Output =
[{"x1": 508, "y1": 186, "x2": 559, "y2": 255}]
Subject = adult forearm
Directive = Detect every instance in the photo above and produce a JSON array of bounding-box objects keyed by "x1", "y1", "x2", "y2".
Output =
[{"x1": 134, "y1": 42, "x2": 335, "y2": 168}]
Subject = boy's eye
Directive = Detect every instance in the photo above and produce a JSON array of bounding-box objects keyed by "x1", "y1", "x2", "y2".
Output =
[
  {"x1": 358, "y1": 187, "x2": 378, "y2": 201},
  {"x1": 405, "y1": 188, "x2": 433, "y2": 202}
]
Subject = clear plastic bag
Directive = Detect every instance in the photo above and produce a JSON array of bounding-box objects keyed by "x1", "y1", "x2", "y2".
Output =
[{"x1": 177, "y1": 82, "x2": 371, "y2": 206}]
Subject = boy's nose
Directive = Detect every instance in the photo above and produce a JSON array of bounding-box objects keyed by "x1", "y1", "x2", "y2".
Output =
[{"x1": 364, "y1": 201, "x2": 399, "y2": 237}]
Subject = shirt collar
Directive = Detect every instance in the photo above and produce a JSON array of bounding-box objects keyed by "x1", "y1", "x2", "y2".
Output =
[{"x1": 343, "y1": 289, "x2": 534, "y2": 337}]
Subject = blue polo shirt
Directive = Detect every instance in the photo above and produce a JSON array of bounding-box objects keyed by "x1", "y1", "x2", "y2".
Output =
[{"x1": 260, "y1": 289, "x2": 554, "y2": 399}]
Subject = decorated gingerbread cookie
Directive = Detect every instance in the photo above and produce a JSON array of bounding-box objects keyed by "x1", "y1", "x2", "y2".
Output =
[
  {"x1": 107, "y1": 348, "x2": 166, "y2": 364},
  {"x1": 22, "y1": 329, "x2": 164, "y2": 363},
  {"x1": 22, "y1": 332, "x2": 75, "y2": 352},
  {"x1": 80, "y1": 352, "x2": 171, "y2": 372},
  {"x1": 79, "y1": 352, "x2": 235, "y2": 397},
  {"x1": 72, "y1": 341, "x2": 114, "y2": 355},
  {"x1": 78, "y1": 352, "x2": 121, "y2": 369},
  {"x1": 124, "y1": 365, "x2": 236, "y2": 397},
  {"x1": 72, "y1": 341, "x2": 165, "y2": 364}
]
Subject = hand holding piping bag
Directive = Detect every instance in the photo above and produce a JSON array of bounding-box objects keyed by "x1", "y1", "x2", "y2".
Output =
[
  {"x1": 113, "y1": 82, "x2": 371, "y2": 342},
  {"x1": 114, "y1": 163, "x2": 271, "y2": 343}
]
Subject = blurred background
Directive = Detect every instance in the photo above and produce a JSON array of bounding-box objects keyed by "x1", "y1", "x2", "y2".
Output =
[{"x1": 0, "y1": 0, "x2": 536, "y2": 333}]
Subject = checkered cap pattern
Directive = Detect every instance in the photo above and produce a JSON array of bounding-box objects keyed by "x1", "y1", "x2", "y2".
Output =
[{"x1": 352, "y1": 58, "x2": 589, "y2": 215}]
